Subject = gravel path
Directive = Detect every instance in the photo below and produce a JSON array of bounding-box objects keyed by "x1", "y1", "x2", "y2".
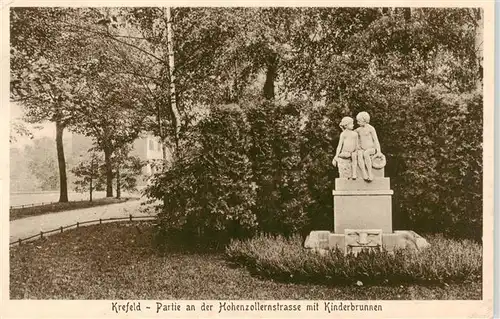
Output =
[{"x1": 9, "y1": 198, "x2": 156, "y2": 244}]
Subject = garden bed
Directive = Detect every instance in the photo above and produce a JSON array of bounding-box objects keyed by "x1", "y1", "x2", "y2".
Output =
[
  {"x1": 226, "y1": 233, "x2": 482, "y2": 286},
  {"x1": 10, "y1": 222, "x2": 481, "y2": 300}
]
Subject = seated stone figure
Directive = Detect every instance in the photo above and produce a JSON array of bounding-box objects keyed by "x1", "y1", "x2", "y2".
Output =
[
  {"x1": 355, "y1": 111, "x2": 381, "y2": 181},
  {"x1": 332, "y1": 117, "x2": 358, "y2": 179},
  {"x1": 333, "y1": 112, "x2": 386, "y2": 180}
]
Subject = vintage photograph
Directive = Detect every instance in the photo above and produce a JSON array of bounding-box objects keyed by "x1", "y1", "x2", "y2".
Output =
[{"x1": 7, "y1": 5, "x2": 488, "y2": 306}]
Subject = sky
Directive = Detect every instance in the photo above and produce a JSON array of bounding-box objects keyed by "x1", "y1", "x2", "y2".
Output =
[{"x1": 10, "y1": 102, "x2": 73, "y2": 148}]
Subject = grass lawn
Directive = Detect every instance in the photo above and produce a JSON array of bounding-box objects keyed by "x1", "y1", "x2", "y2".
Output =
[
  {"x1": 9, "y1": 197, "x2": 139, "y2": 221},
  {"x1": 9, "y1": 222, "x2": 481, "y2": 300}
]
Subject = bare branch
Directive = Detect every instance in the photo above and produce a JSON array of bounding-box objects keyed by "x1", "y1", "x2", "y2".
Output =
[{"x1": 62, "y1": 21, "x2": 167, "y2": 65}]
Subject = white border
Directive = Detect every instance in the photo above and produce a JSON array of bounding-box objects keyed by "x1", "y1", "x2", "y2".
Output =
[{"x1": 1, "y1": 1, "x2": 495, "y2": 318}]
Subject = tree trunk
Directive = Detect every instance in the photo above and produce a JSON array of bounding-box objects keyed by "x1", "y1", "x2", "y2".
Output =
[
  {"x1": 263, "y1": 52, "x2": 278, "y2": 100},
  {"x1": 166, "y1": 7, "x2": 180, "y2": 154},
  {"x1": 104, "y1": 147, "x2": 113, "y2": 197},
  {"x1": 89, "y1": 158, "x2": 94, "y2": 202},
  {"x1": 116, "y1": 165, "x2": 121, "y2": 199},
  {"x1": 55, "y1": 121, "x2": 68, "y2": 202},
  {"x1": 89, "y1": 177, "x2": 93, "y2": 202},
  {"x1": 157, "y1": 101, "x2": 168, "y2": 163}
]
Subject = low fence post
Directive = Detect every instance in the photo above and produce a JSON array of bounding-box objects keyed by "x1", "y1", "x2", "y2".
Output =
[{"x1": 10, "y1": 214, "x2": 155, "y2": 245}]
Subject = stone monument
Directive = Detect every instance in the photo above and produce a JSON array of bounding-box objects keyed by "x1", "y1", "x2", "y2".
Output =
[{"x1": 305, "y1": 111, "x2": 430, "y2": 255}]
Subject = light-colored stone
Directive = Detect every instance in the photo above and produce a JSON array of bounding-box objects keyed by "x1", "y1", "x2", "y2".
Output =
[
  {"x1": 304, "y1": 229, "x2": 430, "y2": 255},
  {"x1": 336, "y1": 158, "x2": 353, "y2": 179},
  {"x1": 333, "y1": 191, "x2": 393, "y2": 233},
  {"x1": 345, "y1": 229, "x2": 382, "y2": 255},
  {"x1": 333, "y1": 190, "x2": 393, "y2": 196},
  {"x1": 304, "y1": 230, "x2": 430, "y2": 254},
  {"x1": 332, "y1": 117, "x2": 359, "y2": 179},
  {"x1": 304, "y1": 231, "x2": 345, "y2": 251},
  {"x1": 355, "y1": 111, "x2": 383, "y2": 181},
  {"x1": 304, "y1": 230, "x2": 331, "y2": 249},
  {"x1": 335, "y1": 177, "x2": 390, "y2": 191},
  {"x1": 335, "y1": 159, "x2": 385, "y2": 179},
  {"x1": 394, "y1": 230, "x2": 431, "y2": 250},
  {"x1": 382, "y1": 231, "x2": 430, "y2": 252},
  {"x1": 329, "y1": 233, "x2": 345, "y2": 250}
]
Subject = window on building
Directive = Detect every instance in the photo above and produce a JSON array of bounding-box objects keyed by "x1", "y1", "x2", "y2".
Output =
[{"x1": 149, "y1": 140, "x2": 154, "y2": 151}]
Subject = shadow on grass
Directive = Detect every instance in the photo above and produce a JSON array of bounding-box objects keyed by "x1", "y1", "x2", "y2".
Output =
[
  {"x1": 9, "y1": 197, "x2": 140, "y2": 221},
  {"x1": 9, "y1": 222, "x2": 482, "y2": 300}
]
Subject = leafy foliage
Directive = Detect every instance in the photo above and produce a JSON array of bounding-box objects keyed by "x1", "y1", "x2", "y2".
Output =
[
  {"x1": 9, "y1": 120, "x2": 33, "y2": 143},
  {"x1": 71, "y1": 153, "x2": 104, "y2": 197},
  {"x1": 226, "y1": 233, "x2": 482, "y2": 285},
  {"x1": 112, "y1": 147, "x2": 146, "y2": 195},
  {"x1": 71, "y1": 146, "x2": 146, "y2": 198},
  {"x1": 147, "y1": 104, "x2": 257, "y2": 247},
  {"x1": 246, "y1": 100, "x2": 312, "y2": 235},
  {"x1": 149, "y1": 83, "x2": 482, "y2": 243},
  {"x1": 23, "y1": 137, "x2": 60, "y2": 191},
  {"x1": 10, "y1": 7, "x2": 483, "y2": 241}
]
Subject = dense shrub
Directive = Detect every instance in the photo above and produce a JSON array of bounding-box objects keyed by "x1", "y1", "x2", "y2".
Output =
[
  {"x1": 146, "y1": 104, "x2": 257, "y2": 248},
  {"x1": 148, "y1": 83, "x2": 482, "y2": 246},
  {"x1": 225, "y1": 234, "x2": 482, "y2": 285},
  {"x1": 246, "y1": 100, "x2": 312, "y2": 236}
]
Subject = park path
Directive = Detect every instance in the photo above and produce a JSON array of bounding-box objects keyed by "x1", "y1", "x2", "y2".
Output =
[{"x1": 9, "y1": 198, "x2": 156, "y2": 244}]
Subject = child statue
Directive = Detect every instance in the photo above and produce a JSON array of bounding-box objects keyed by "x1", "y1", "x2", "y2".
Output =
[
  {"x1": 355, "y1": 111, "x2": 381, "y2": 181},
  {"x1": 332, "y1": 117, "x2": 358, "y2": 179}
]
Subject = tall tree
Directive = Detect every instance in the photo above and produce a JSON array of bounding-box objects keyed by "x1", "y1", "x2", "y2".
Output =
[
  {"x1": 10, "y1": 8, "x2": 92, "y2": 202},
  {"x1": 71, "y1": 46, "x2": 148, "y2": 197}
]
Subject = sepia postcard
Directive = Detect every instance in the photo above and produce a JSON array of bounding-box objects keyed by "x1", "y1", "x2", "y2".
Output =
[{"x1": 1, "y1": 0, "x2": 496, "y2": 318}]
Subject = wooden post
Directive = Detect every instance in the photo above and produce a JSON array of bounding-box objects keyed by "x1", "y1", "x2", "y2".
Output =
[
  {"x1": 60, "y1": 226, "x2": 63, "y2": 233},
  {"x1": 40, "y1": 231, "x2": 43, "y2": 239},
  {"x1": 129, "y1": 214, "x2": 133, "y2": 221}
]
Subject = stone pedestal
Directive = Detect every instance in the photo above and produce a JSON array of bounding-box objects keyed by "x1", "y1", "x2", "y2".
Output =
[
  {"x1": 333, "y1": 178, "x2": 393, "y2": 233},
  {"x1": 304, "y1": 165, "x2": 430, "y2": 254}
]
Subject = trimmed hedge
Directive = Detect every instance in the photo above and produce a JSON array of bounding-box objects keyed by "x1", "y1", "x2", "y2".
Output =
[{"x1": 147, "y1": 85, "x2": 482, "y2": 246}]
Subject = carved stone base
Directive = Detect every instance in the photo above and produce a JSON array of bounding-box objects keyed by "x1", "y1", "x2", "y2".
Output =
[{"x1": 304, "y1": 230, "x2": 430, "y2": 255}]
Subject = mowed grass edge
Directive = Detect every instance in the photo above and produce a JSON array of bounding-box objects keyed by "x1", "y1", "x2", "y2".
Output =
[{"x1": 10, "y1": 222, "x2": 482, "y2": 300}]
